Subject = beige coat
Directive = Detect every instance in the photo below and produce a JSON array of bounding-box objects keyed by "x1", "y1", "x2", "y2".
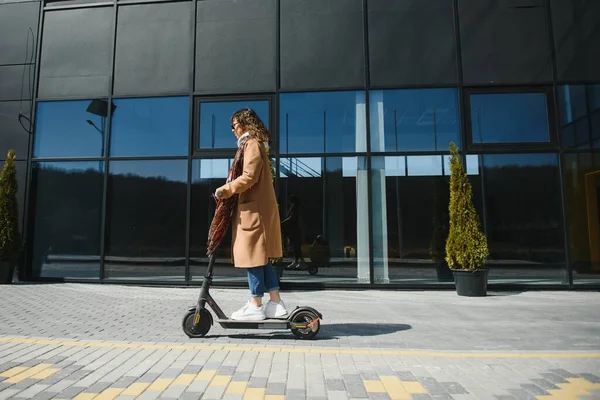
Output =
[{"x1": 217, "y1": 137, "x2": 283, "y2": 268}]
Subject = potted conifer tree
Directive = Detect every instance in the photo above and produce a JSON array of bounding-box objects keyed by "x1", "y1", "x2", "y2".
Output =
[
  {"x1": 445, "y1": 143, "x2": 489, "y2": 296},
  {"x1": 0, "y1": 150, "x2": 21, "y2": 284}
]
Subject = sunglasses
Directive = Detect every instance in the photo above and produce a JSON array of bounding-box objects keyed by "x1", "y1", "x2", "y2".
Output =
[{"x1": 231, "y1": 122, "x2": 240, "y2": 130}]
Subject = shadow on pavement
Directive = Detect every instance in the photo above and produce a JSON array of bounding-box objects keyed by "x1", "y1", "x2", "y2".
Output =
[{"x1": 221, "y1": 323, "x2": 412, "y2": 341}]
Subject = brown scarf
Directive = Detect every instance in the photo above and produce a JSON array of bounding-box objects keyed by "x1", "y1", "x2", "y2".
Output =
[{"x1": 206, "y1": 135, "x2": 249, "y2": 256}]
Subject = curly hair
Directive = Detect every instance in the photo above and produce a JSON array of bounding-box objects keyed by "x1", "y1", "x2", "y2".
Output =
[{"x1": 231, "y1": 108, "x2": 271, "y2": 144}]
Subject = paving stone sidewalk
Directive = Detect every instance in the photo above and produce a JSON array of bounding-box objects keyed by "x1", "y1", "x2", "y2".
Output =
[{"x1": 0, "y1": 284, "x2": 599, "y2": 399}]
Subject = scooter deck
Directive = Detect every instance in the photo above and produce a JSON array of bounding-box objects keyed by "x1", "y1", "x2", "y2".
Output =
[{"x1": 216, "y1": 318, "x2": 291, "y2": 330}]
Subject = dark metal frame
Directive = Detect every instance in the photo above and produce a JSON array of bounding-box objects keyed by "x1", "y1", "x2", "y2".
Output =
[{"x1": 15, "y1": 0, "x2": 600, "y2": 289}]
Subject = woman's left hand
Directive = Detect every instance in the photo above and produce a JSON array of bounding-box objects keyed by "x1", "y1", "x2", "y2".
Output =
[{"x1": 214, "y1": 186, "x2": 229, "y2": 200}]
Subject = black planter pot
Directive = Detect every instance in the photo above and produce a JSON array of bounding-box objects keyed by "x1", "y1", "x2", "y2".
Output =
[
  {"x1": 434, "y1": 261, "x2": 454, "y2": 282},
  {"x1": 0, "y1": 261, "x2": 14, "y2": 284},
  {"x1": 451, "y1": 268, "x2": 489, "y2": 297}
]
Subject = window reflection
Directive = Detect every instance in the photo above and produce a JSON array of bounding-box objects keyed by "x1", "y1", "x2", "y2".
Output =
[
  {"x1": 279, "y1": 157, "x2": 369, "y2": 283},
  {"x1": 370, "y1": 89, "x2": 460, "y2": 152},
  {"x1": 477, "y1": 154, "x2": 566, "y2": 282},
  {"x1": 34, "y1": 99, "x2": 112, "y2": 158},
  {"x1": 469, "y1": 92, "x2": 550, "y2": 144},
  {"x1": 111, "y1": 97, "x2": 189, "y2": 157},
  {"x1": 371, "y1": 155, "x2": 452, "y2": 283},
  {"x1": 557, "y1": 84, "x2": 600, "y2": 149},
  {"x1": 105, "y1": 159, "x2": 187, "y2": 281},
  {"x1": 30, "y1": 162, "x2": 103, "y2": 279},
  {"x1": 563, "y1": 153, "x2": 600, "y2": 283},
  {"x1": 279, "y1": 91, "x2": 367, "y2": 154},
  {"x1": 198, "y1": 100, "x2": 269, "y2": 149},
  {"x1": 189, "y1": 158, "x2": 242, "y2": 281}
]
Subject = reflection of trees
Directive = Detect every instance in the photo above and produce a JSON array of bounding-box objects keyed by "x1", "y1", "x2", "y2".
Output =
[
  {"x1": 482, "y1": 165, "x2": 564, "y2": 263},
  {"x1": 31, "y1": 166, "x2": 103, "y2": 273},
  {"x1": 108, "y1": 173, "x2": 186, "y2": 257}
]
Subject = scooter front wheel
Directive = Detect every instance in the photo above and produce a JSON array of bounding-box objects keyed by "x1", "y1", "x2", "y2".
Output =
[
  {"x1": 182, "y1": 308, "x2": 212, "y2": 338},
  {"x1": 290, "y1": 310, "x2": 320, "y2": 340}
]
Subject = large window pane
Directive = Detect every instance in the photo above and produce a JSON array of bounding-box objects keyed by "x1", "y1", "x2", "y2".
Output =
[
  {"x1": 30, "y1": 162, "x2": 103, "y2": 279},
  {"x1": 39, "y1": 7, "x2": 113, "y2": 98},
  {"x1": 472, "y1": 154, "x2": 566, "y2": 283},
  {"x1": 469, "y1": 93, "x2": 550, "y2": 144},
  {"x1": 278, "y1": 156, "x2": 369, "y2": 283},
  {"x1": 34, "y1": 100, "x2": 110, "y2": 158},
  {"x1": 368, "y1": 0, "x2": 456, "y2": 86},
  {"x1": 563, "y1": 153, "x2": 600, "y2": 284},
  {"x1": 111, "y1": 97, "x2": 189, "y2": 157},
  {"x1": 195, "y1": 0, "x2": 276, "y2": 94},
  {"x1": 105, "y1": 160, "x2": 187, "y2": 281},
  {"x1": 458, "y1": 0, "x2": 552, "y2": 84},
  {"x1": 114, "y1": 2, "x2": 192, "y2": 96},
  {"x1": 557, "y1": 84, "x2": 600, "y2": 149},
  {"x1": 198, "y1": 100, "x2": 269, "y2": 150},
  {"x1": 0, "y1": 101, "x2": 31, "y2": 158},
  {"x1": 189, "y1": 158, "x2": 244, "y2": 281},
  {"x1": 279, "y1": 91, "x2": 366, "y2": 154},
  {"x1": 371, "y1": 155, "x2": 460, "y2": 284},
  {"x1": 280, "y1": 0, "x2": 364, "y2": 90},
  {"x1": 370, "y1": 89, "x2": 460, "y2": 152}
]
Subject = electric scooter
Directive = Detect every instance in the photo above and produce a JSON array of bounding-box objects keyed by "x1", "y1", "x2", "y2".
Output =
[{"x1": 182, "y1": 253, "x2": 323, "y2": 340}]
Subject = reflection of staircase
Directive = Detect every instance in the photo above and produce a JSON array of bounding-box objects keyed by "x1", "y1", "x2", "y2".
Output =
[{"x1": 280, "y1": 158, "x2": 320, "y2": 178}]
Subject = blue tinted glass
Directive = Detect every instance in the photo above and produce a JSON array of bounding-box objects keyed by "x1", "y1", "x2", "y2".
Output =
[
  {"x1": 34, "y1": 99, "x2": 110, "y2": 158},
  {"x1": 370, "y1": 89, "x2": 460, "y2": 152},
  {"x1": 109, "y1": 159, "x2": 188, "y2": 183},
  {"x1": 470, "y1": 93, "x2": 550, "y2": 143},
  {"x1": 110, "y1": 97, "x2": 189, "y2": 157},
  {"x1": 199, "y1": 100, "x2": 269, "y2": 149},
  {"x1": 279, "y1": 91, "x2": 366, "y2": 154}
]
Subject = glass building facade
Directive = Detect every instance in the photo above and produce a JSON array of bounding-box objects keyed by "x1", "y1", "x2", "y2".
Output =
[{"x1": 1, "y1": 0, "x2": 599, "y2": 288}]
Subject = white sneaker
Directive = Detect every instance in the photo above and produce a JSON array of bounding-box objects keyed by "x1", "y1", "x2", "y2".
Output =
[
  {"x1": 231, "y1": 302, "x2": 265, "y2": 321},
  {"x1": 264, "y1": 300, "x2": 288, "y2": 319}
]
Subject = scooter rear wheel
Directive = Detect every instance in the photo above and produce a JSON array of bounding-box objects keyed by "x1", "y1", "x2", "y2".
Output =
[
  {"x1": 290, "y1": 310, "x2": 320, "y2": 340},
  {"x1": 182, "y1": 309, "x2": 212, "y2": 338}
]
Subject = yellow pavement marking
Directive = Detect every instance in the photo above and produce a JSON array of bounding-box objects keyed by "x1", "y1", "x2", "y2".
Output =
[
  {"x1": 147, "y1": 378, "x2": 173, "y2": 391},
  {"x1": 5, "y1": 363, "x2": 53, "y2": 383},
  {"x1": 0, "y1": 367, "x2": 28, "y2": 378},
  {"x1": 173, "y1": 373, "x2": 196, "y2": 385},
  {"x1": 196, "y1": 369, "x2": 217, "y2": 380},
  {"x1": 94, "y1": 388, "x2": 124, "y2": 400},
  {"x1": 1, "y1": 336, "x2": 600, "y2": 359},
  {"x1": 536, "y1": 377, "x2": 600, "y2": 399},
  {"x1": 73, "y1": 394, "x2": 99, "y2": 400},
  {"x1": 244, "y1": 388, "x2": 267, "y2": 400},
  {"x1": 401, "y1": 381, "x2": 427, "y2": 394},
  {"x1": 226, "y1": 381, "x2": 248, "y2": 394},
  {"x1": 210, "y1": 375, "x2": 232, "y2": 387},
  {"x1": 121, "y1": 382, "x2": 150, "y2": 396},
  {"x1": 31, "y1": 367, "x2": 60, "y2": 379},
  {"x1": 364, "y1": 380, "x2": 387, "y2": 393},
  {"x1": 365, "y1": 376, "x2": 429, "y2": 399},
  {"x1": 380, "y1": 376, "x2": 411, "y2": 399}
]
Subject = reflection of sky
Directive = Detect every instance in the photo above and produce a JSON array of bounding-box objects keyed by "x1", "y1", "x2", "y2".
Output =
[
  {"x1": 109, "y1": 160, "x2": 188, "y2": 183},
  {"x1": 470, "y1": 93, "x2": 549, "y2": 143},
  {"x1": 192, "y1": 159, "x2": 233, "y2": 181},
  {"x1": 111, "y1": 97, "x2": 189, "y2": 156},
  {"x1": 371, "y1": 88, "x2": 460, "y2": 152},
  {"x1": 279, "y1": 91, "x2": 365, "y2": 154},
  {"x1": 199, "y1": 100, "x2": 269, "y2": 149},
  {"x1": 34, "y1": 100, "x2": 106, "y2": 158}
]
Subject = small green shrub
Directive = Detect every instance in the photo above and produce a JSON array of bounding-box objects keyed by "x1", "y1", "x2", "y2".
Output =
[
  {"x1": 0, "y1": 150, "x2": 21, "y2": 262},
  {"x1": 445, "y1": 143, "x2": 488, "y2": 270}
]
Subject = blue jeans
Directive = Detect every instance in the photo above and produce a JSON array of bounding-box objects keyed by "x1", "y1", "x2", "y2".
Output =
[{"x1": 247, "y1": 262, "x2": 280, "y2": 298}]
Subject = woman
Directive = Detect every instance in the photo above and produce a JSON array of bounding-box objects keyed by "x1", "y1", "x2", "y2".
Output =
[{"x1": 214, "y1": 108, "x2": 287, "y2": 321}]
